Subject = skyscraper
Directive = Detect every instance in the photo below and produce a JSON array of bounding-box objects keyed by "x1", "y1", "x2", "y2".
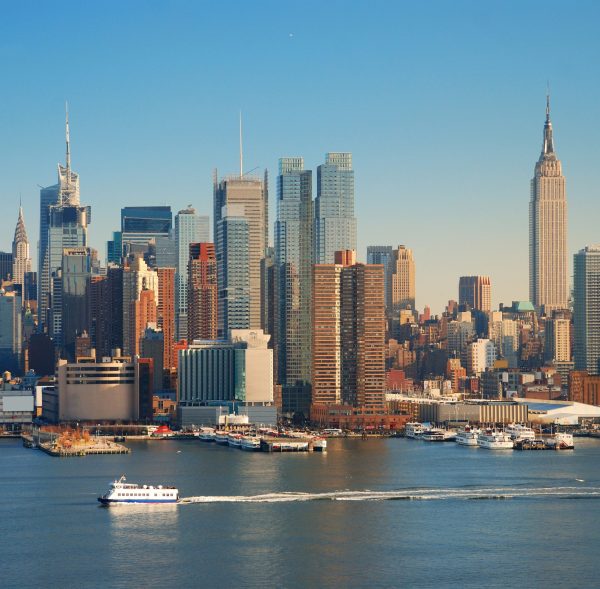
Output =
[
  {"x1": 0, "y1": 288, "x2": 22, "y2": 373},
  {"x1": 274, "y1": 157, "x2": 313, "y2": 414},
  {"x1": 187, "y1": 242, "x2": 217, "y2": 341},
  {"x1": 459, "y1": 276, "x2": 491, "y2": 312},
  {"x1": 39, "y1": 109, "x2": 90, "y2": 325},
  {"x1": 214, "y1": 171, "x2": 267, "y2": 330},
  {"x1": 216, "y1": 205, "x2": 250, "y2": 337},
  {"x1": 131, "y1": 288, "x2": 157, "y2": 358},
  {"x1": 312, "y1": 250, "x2": 385, "y2": 413},
  {"x1": 106, "y1": 231, "x2": 123, "y2": 265},
  {"x1": 12, "y1": 204, "x2": 32, "y2": 292},
  {"x1": 122, "y1": 256, "x2": 159, "y2": 356},
  {"x1": 367, "y1": 246, "x2": 393, "y2": 311},
  {"x1": 120, "y1": 206, "x2": 172, "y2": 255},
  {"x1": 529, "y1": 97, "x2": 568, "y2": 314},
  {"x1": 574, "y1": 246, "x2": 600, "y2": 374},
  {"x1": 0, "y1": 252, "x2": 13, "y2": 281},
  {"x1": 61, "y1": 247, "x2": 91, "y2": 361},
  {"x1": 390, "y1": 245, "x2": 415, "y2": 312},
  {"x1": 156, "y1": 267, "x2": 176, "y2": 369},
  {"x1": 545, "y1": 310, "x2": 571, "y2": 363},
  {"x1": 314, "y1": 153, "x2": 356, "y2": 264},
  {"x1": 174, "y1": 207, "x2": 209, "y2": 339}
]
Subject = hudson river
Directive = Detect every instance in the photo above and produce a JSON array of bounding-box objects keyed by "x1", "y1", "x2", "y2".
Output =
[{"x1": 2, "y1": 436, "x2": 599, "y2": 588}]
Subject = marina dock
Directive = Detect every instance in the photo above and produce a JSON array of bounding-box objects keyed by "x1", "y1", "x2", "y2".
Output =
[
  {"x1": 36, "y1": 441, "x2": 131, "y2": 457},
  {"x1": 22, "y1": 429, "x2": 131, "y2": 457}
]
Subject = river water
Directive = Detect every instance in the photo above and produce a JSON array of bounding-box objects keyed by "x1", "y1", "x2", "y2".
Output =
[{"x1": 1, "y1": 436, "x2": 599, "y2": 588}]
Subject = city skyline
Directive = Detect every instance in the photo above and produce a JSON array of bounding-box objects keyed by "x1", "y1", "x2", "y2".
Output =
[{"x1": 2, "y1": 1, "x2": 600, "y2": 313}]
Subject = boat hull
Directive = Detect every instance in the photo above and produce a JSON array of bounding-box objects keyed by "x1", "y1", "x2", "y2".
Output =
[
  {"x1": 478, "y1": 442, "x2": 514, "y2": 449},
  {"x1": 456, "y1": 438, "x2": 479, "y2": 446},
  {"x1": 240, "y1": 444, "x2": 261, "y2": 451},
  {"x1": 98, "y1": 497, "x2": 178, "y2": 505}
]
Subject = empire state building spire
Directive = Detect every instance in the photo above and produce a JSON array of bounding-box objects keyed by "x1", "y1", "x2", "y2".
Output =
[
  {"x1": 529, "y1": 95, "x2": 568, "y2": 314},
  {"x1": 541, "y1": 94, "x2": 555, "y2": 157}
]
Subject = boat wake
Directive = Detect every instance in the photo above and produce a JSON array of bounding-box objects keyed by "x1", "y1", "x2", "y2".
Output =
[{"x1": 178, "y1": 486, "x2": 600, "y2": 504}]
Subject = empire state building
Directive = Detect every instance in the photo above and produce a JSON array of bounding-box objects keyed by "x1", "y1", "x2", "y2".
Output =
[{"x1": 529, "y1": 97, "x2": 568, "y2": 313}]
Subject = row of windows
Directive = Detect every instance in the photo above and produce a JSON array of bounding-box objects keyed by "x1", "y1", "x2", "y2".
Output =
[{"x1": 66, "y1": 380, "x2": 134, "y2": 385}]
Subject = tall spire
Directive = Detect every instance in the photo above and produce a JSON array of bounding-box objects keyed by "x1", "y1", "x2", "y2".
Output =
[
  {"x1": 542, "y1": 93, "x2": 555, "y2": 157},
  {"x1": 14, "y1": 202, "x2": 28, "y2": 244},
  {"x1": 12, "y1": 201, "x2": 31, "y2": 291},
  {"x1": 239, "y1": 110, "x2": 243, "y2": 177},
  {"x1": 65, "y1": 101, "x2": 71, "y2": 172}
]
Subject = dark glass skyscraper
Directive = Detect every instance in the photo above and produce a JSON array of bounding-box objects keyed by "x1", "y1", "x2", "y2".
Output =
[
  {"x1": 61, "y1": 247, "x2": 91, "y2": 360},
  {"x1": 121, "y1": 206, "x2": 172, "y2": 251}
]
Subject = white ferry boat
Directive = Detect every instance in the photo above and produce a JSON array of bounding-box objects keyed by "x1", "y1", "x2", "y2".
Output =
[
  {"x1": 227, "y1": 432, "x2": 243, "y2": 447},
  {"x1": 505, "y1": 423, "x2": 536, "y2": 442},
  {"x1": 477, "y1": 429, "x2": 514, "y2": 450},
  {"x1": 546, "y1": 432, "x2": 575, "y2": 450},
  {"x1": 199, "y1": 427, "x2": 216, "y2": 442},
  {"x1": 214, "y1": 430, "x2": 229, "y2": 445},
  {"x1": 421, "y1": 428, "x2": 456, "y2": 442},
  {"x1": 455, "y1": 426, "x2": 480, "y2": 446},
  {"x1": 241, "y1": 435, "x2": 262, "y2": 451},
  {"x1": 98, "y1": 476, "x2": 179, "y2": 505},
  {"x1": 405, "y1": 423, "x2": 426, "y2": 439},
  {"x1": 312, "y1": 438, "x2": 328, "y2": 452}
]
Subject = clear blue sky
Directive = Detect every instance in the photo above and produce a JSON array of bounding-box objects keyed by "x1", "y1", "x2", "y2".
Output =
[{"x1": 1, "y1": 0, "x2": 599, "y2": 313}]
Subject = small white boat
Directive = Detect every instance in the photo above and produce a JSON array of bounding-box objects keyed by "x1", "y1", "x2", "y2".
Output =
[
  {"x1": 199, "y1": 427, "x2": 216, "y2": 442},
  {"x1": 312, "y1": 438, "x2": 328, "y2": 452},
  {"x1": 98, "y1": 476, "x2": 179, "y2": 505},
  {"x1": 241, "y1": 435, "x2": 261, "y2": 451},
  {"x1": 505, "y1": 423, "x2": 536, "y2": 442},
  {"x1": 227, "y1": 433, "x2": 243, "y2": 447},
  {"x1": 422, "y1": 428, "x2": 456, "y2": 442},
  {"x1": 546, "y1": 432, "x2": 575, "y2": 450},
  {"x1": 477, "y1": 429, "x2": 514, "y2": 450},
  {"x1": 455, "y1": 426, "x2": 480, "y2": 446},
  {"x1": 214, "y1": 430, "x2": 229, "y2": 445},
  {"x1": 405, "y1": 423, "x2": 426, "y2": 439}
]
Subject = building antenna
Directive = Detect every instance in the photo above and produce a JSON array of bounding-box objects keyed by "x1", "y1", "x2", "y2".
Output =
[
  {"x1": 239, "y1": 110, "x2": 243, "y2": 177},
  {"x1": 65, "y1": 101, "x2": 71, "y2": 172}
]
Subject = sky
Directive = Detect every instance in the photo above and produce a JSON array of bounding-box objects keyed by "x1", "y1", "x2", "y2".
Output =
[{"x1": 1, "y1": 0, "x2": 599, "y2": 314}]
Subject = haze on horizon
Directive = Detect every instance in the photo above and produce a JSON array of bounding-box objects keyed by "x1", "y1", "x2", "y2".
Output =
[{"x1": 1, "y1": 0, "x2": 599, "y2": 314}]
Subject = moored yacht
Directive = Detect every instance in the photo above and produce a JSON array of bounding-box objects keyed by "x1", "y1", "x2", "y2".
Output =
[
  {"x1": 455, "y1": 426, "x2": 480, "y2": 446},
  {"x1": 421, "y1": 428, "x2": 456, "y2": 442},
  {"x1": 546, "y1": 432, "x2": 575, "y2": 450},
  {"x1": 312, "y1": 438, "x2": 328, "y2": 452},
  {"x1": 505, "y1": 423, "x2": 536, "y2": 442},
  {"x1": 477, "y1": 429, "x2": 514, "y2": 449},
  {"x1": 241, "y1": 435, "x2": 261, "y2": 451},
  {"x1": 405, "y1": 423, "x2": 426, "y2": 439},
  {"x1": 214, "y1": 430, "x2": 229, "y2": 445},
  {"x1": 199, "y1": 427, "x2": 216, "y2": 442},
  {"x1": 227, "y1": 432, "x2": 243, "y2": 447}
]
